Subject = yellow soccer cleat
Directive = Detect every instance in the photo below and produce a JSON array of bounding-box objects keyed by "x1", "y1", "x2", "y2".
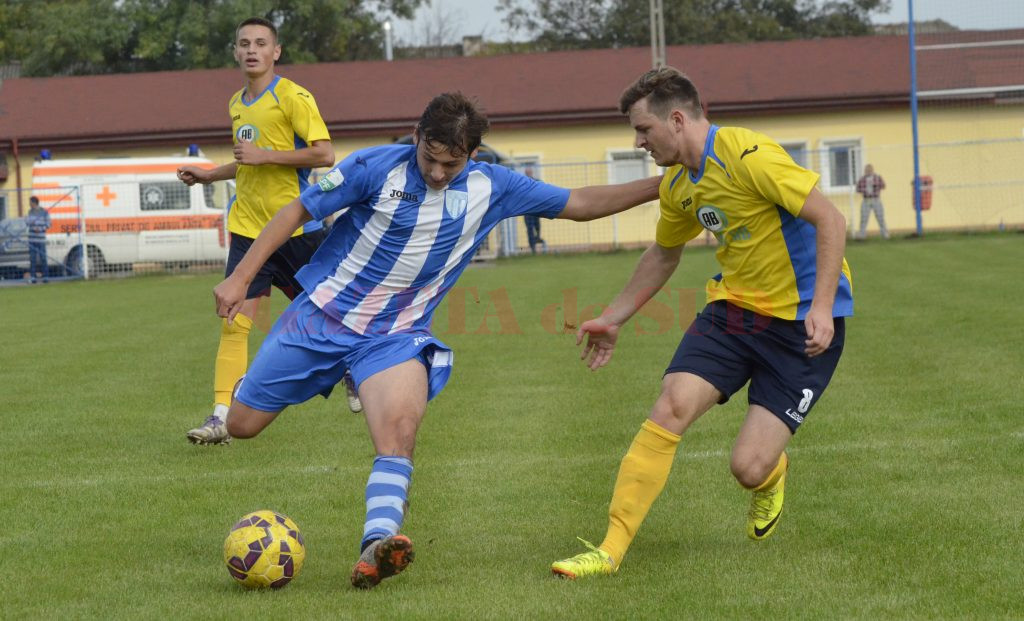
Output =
[
  {"x1": 747, "y1": 459, "x2": 788, "y2": 541},
  {"x1": 551, "y1": 538, "x2": 616, "y2": 579}
]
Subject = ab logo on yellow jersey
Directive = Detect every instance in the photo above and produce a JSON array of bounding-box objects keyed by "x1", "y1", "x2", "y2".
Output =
[
  {"x1": 236, "y1": 124, "x2": 259, "y2": 143},
  {"x1": 696, "y1": 205, "x2": 727, "y2": 232}
]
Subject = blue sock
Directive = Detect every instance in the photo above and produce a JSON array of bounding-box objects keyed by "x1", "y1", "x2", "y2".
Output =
[{"x1": 361, "y1": 456, "x2": 413, "y2": 552}]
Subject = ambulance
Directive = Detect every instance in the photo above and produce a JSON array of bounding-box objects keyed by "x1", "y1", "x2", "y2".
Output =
[{"x1": 30, "y1": 157, "x2": 233, "y2": 276}]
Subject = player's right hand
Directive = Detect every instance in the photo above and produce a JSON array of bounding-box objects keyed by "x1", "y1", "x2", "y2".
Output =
[
  {"x1": 576, "y1": 318, "x2": 620, "y2": 371},
  {"x1": 213, "y1": 277, "x2": 247, "y2": 323},
  {"x1": 177, "y1": 166, "x2": 206, "y2": 186}
]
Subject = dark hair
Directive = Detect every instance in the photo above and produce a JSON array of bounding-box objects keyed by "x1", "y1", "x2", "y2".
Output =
[
  {"x1": 416, "y1": 93, "x2": 490, "y2": 158},
  {"x1": 619, "y1": 67, "x2": 703, "y2": 119},
  {"x1": 29, "y1": 195, "x2": 39, "y2": 205},
  {"x1": 236, "y1": 17, "x2": 278, "y2": 42}
]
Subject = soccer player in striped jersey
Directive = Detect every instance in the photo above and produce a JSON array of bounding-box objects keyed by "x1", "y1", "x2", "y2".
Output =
[
  {"x1": 551, "y1": 67, "x2": 853, "y2": 579},
  {"x1": 212, "y1": 92, "x2": 661, "y2": 589},
  {"x1": 177, "y1": 17, "x2": 351, "y2": 446}
]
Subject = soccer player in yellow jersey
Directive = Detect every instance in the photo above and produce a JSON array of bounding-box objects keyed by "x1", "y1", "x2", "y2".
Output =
[
  {"x1": 552, "y1": 67, "x2": 853, "y2": 578},
  {"x1": 177, "y1": 17, "x2": 338, "y2": 444}
]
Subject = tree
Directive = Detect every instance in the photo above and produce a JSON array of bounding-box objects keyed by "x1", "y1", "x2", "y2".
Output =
[
  {"x1": 0, "y1": 0, "x2": 425, "y2": 77},
  {"x1": 394, "y1": 0, "x2": 468, "y2": 59},
  {"x1": 496, "y1": 0, "x2": 892, "y2": 51}
]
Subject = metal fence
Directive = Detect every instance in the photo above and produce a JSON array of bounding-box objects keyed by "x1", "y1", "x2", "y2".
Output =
[
  {"x1": 909, "y1": 1, "x2": 1024, "y2": 234},
  {"x1": 3, "y1": 140, "x2": 1020, "y2": 285}
]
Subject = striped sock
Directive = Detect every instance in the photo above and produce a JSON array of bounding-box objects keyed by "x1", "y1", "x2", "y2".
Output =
[{"x1": 361, "y1": 456, "x2": 413, "y2": 552}]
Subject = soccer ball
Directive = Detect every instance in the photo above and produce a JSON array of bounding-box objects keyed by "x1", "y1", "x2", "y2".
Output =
[{"x1": 223, "y1": 510, "x2": 306, "y2": 589}]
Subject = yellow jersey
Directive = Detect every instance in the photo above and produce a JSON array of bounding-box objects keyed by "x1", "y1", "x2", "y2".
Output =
[
  {"x1": 657, "y1": 125, "x2": 853, "y2": 320},
  {"x1": 228, "y1": 75, "x2": 330, "y2": 237}
]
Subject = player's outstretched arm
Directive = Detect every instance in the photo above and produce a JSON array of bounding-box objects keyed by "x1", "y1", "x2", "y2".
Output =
[
  {"x1": 177, "y1": 161, "x2": 239, "y2": 186},
  {"x1": 797, "y1": 187, "x2": 847, "y2": 357},
  {"x1": 558, "y1": 175, "x2": 661, "y2": 222},
  {"x1": 233, "y1": 139, "x2": 335, "y2": 169},
  {"x1": 578, "y1": 242, "x2": 683, "y2": 370},
  {"x1": 214, "y1": 198, "x2": 313, "y2": 322}
]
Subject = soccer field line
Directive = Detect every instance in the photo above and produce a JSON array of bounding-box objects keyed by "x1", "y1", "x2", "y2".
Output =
[{"x1": 5, "y1": 434, "x2": 980, "y2": 492}]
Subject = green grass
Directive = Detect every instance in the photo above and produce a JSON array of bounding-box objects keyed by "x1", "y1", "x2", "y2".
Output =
[{"x1": 2, "y1": 233, "x2": 1022, "y2": 619}]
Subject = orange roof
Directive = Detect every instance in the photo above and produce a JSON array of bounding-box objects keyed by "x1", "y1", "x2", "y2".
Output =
[{"x1": 1, "y1": 31, "x2": 1020, "y2": 150}]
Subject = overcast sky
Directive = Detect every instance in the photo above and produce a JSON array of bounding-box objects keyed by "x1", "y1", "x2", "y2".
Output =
[{"x1": 389, "y1": 0, "x2": 1024, "y2": 45}]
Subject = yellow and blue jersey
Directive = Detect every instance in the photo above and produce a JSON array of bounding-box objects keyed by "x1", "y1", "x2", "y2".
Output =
[
  {"x1": 228, "y1": 75, "x2": 330, "y2": 238},
  {"x1": 657, "y1": 125, "x2": 853, "y2": 320}
]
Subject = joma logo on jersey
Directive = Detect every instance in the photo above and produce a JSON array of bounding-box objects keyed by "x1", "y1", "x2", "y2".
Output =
[
  {"x1": 681, "y1": 197, "x2": 693, "y2": 209},
  {"x1": 696, "y1": 205, "x2": 727, "y2": 232},
  {"x1": 390, "y1": 189, "x2": 420, "y2": 202},
  {"x1": 236, "y1": 124, "x2": 259, "y2": 143}
]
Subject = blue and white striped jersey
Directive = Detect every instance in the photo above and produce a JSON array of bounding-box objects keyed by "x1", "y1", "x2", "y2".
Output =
[{"x1": 296, "y1": 144, "x2": 569, "y2": 335}]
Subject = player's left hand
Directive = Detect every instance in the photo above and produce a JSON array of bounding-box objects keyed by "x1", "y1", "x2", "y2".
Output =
[
  {"x1": 233, "y1": 141, "x2": 267, "y2": 165},
  {"x1": 803, "y1": 308, "x2": 835, "y2": 357},
  {"x1": 577, "y1": 317, "x2": 620, "y2": 371}
]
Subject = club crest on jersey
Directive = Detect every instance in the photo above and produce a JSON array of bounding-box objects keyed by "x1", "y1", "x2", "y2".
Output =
[
  {"x1": 235, "y1": 124, "x2": 259, "y2": 143},
  {"x1": 444, "y1": 190, "x2": 469, "y2": 219},
  {"x1": 318, "y1": 169, "x2": 344, "y2": 192},
  {"x1": 696, "y1": 205, "x2": 728, "y2": 232}
]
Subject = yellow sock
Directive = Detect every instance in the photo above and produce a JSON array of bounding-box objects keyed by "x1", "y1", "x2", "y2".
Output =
[
  {"x1": 749, "y1": 452, "x2": 788, "y2": 492},
  {"x1": 214, "y1": 313, "x2": 253, "y2": 406},
  {"x1": 599, "y1": 419, "x2": 681, "y2": 566}
]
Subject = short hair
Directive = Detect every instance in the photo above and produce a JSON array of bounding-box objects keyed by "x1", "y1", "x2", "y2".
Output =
[
  {"x1": 619, "y1": 67, "x2": 703, "y2": 119},
  {"x1": 416, "y1": 93, "x2": 490, "y2": 159},
  {"x1": 236, "y1": 17, "x2": 278, "y2": 42},
  {"x1": 29, "y1": 195, "x2": 39, "y2": 205}
]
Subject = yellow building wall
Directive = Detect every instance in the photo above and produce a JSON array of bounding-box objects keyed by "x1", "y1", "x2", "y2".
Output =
[{"x1": 6, "y1": 103, "x2": 1020, "y2": 243}]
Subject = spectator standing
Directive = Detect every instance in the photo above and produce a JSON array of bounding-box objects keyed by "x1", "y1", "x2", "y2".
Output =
[
  {"x1": 26, "y1": 196, "x2": 50, "y2": 283},
  {"x1": 522, "y1": 165, "x2": 546, "y2": 254},
  {"x1": 855, "y1": 164, "x2": 888, "y2": 239}
]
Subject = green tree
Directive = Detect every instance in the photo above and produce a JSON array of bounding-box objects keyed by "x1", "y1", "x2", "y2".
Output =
[
  {"x1": 497, "y1": 0, "x2": 891, "y2": 51},
  {"x1": 0, "y1": 0, "x2": 423, "y2": 77}
]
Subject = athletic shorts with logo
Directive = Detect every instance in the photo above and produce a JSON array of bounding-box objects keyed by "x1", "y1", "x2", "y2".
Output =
[
  {"x1": 226, "y1": 230, "x2": 327, "y2": 300},
  {"x1": 666, "y1": 300, "x2": 845, "y2": 433},
  {"x1": 235, "y1": 293, "x2": 453, "y2": 412}
]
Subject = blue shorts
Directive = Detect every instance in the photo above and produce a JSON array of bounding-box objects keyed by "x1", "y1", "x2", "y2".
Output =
[
  {"x1": 666, "y1": 300, "x2": 845, "y2": 433},
  {"x1": 226, "y1": 230, "x2": 325, "y2": 300},
  {"x1": 235, "y1": 294, "x2": 454, "y2": 412}
]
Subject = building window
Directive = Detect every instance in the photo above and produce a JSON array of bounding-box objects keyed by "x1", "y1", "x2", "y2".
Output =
[
  {"x1": 820, "y1": 139, "x2": 861, "y2": 190},
  {"x1": 779, "y1": 141, "x2": 808, "y2": 168},
  {"x1": 608, "y1": 149, "x2": 652, "y2": 184}
]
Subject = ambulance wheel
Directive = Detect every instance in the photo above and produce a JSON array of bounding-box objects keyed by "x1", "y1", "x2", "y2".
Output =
[{"x1": 65, "y1": 246, "x2": 106, "y2": 278}]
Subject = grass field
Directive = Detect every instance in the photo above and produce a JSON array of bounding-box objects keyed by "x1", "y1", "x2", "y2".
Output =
[{"x1": 2, "y1": 233, "x2": 1022, "y2": 619}]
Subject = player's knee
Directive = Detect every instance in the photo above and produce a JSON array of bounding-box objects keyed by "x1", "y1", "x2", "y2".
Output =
[
  {"x1": 225, "y1": 406, "x2": 264, "y2": 439},
  {"x1": 650, "y1": 384, "x2": 702, "y2": 431},
  {"x1": 730, "y1": 450, "x2": 776, "y2": 489},
  {"x1": 225, "y1": 415, "x2": 253, "y2": 439}
]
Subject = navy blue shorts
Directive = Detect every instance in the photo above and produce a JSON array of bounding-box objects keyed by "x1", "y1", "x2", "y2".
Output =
[
  {"x1": 226, "y1": 229, "x2": 326, "y2": 300},
  {"x1": 666, "y1": 300, "x2": 846, "y2": 433}
]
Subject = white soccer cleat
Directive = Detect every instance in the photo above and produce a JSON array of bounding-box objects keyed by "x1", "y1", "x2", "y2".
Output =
[
  {"x1": 187, "y1": 405, "x2": 231, "y2": 445},
  {"x1": 344, "y1": 373, "x2": 363, "y2": 414}
]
